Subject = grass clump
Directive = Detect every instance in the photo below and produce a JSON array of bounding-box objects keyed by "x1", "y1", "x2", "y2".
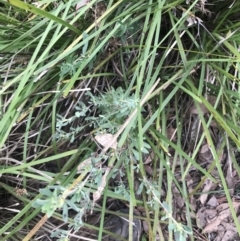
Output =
[{"x1": 1, "y1": 0, "x2": 240, "y2": 241}]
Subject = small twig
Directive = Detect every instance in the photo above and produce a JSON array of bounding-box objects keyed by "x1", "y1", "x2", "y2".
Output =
[{"x1": 23, "y1": 215, "x2": 48, "y2": 241}]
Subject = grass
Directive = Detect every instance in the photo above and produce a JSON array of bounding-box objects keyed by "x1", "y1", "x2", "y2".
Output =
[{"x1": 1, "y1": 0, "x2": 240, "y2": 240}]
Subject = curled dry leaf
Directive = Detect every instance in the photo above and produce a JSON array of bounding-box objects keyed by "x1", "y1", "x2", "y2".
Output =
[
  {"x1": 221, "y1": 229, "x2": 236, "y2": 241},
  {"x1": 221, "y1": 221, "x2": 237, "y2": 232},
  {"x1": 199, "y1": 178, "x2": 213, "y2": 204},
  {"x1": 76, "y1": 0, "x2": 89, "y2": 10},
  {"x1": 189, "y1": 95, "x2": 219, "y2": 127},
  {"x1": 142, "y1": 220, "x2": 149, "y2": 234},
  {"x1": 196, "y1": 207, "x2": 217, "y2": 229},
  {"x1": 144, "y1": 165, "x2": 153, "y2": 175},
  {"x1": 216, "y1": 202, "x2": 236, "y2": 213},
  {"x1": 95, "y1": 133, "x2": 117, "y2": 149},
  {"x1": 201, "y1": 201, "x2": 240, "y2": 234},
  {"x1": 144, "y1": 151, "x2": 154, "y2": 164},
  {"x1": 225, "y1": 163, "x2": 235, "y2": 195},
  {"x1": 92, "y1": 168, "x2": 110, "y2": 209},
  {"x1": 172, "y1": 186, "x2": 185, "y2": 209},
  {"x1": 203, "y1": 218, "x2": 222, "y2": 233},
  {"x1": 175, "y1": 193, "x2": 185, "y2": 209},
  {"x1": 190, "y1": 95, "x2": 217, "y2": 115},
  {"x1": 207, "y1": 195, "x2": 219, "y2": 207},
  {"x1": 199, "y1": 144, "x2": 213, "y2": 162},
  {"x1": 167, "y1": 125, "x2": 177, "y2": 142}
]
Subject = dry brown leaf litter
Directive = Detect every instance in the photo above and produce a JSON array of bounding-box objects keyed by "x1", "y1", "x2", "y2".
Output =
[
  {"x1": 95, "y1": 133, "x2": 118, "y2": 150},
  {"x1": 163, "y1": 97, "x2": 240, "y2": 241}
]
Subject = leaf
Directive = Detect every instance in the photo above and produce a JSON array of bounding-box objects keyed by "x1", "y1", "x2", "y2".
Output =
[
  {"x1": 162, "y1": 201, "x2": 171, "y2": 213},
  {"x1": 174, "y1": 231, "x2": 187, "y2": 241},
  {"x1": 168, "y1": 223, "x2": 176, "y2": 231},
  {"x1": 62, "y1": 203, "x2": 68, "y2": 223},
  {"x1": 82, "y1": 32, "x2": 89, "y2": 55},
  {"x1": 161, "y1": 215, "x2": 168, "y2": 221},
  {"x1": 136, "y1": 182, "x2": 144, "y2": 195},
  {"x1": 132, "y1": 148, "x2": 140, "y2": 160},
  {"x1": 94, "y1": 133, "x2": 117, "y2": 149},
  {"x1": 42, "y1": 202, "x2": 55, "y2": 217},
  {"x1": 70, "y1": 134, "x2": 75, "y2": 143},
  {"x1": 75, "y1": 111, "x2": 82, "y2": 117},
  {"x1": 39, "y1": 188, "x2": 52, "y2": 197},
  {"x1": 8, "y1": 0, "x2": 81, "y2": 34},
  {"x1": 182, "y1": 225, "x2": 192, "y2": 234},
  {"x1": 202, "y1": 219, "x2": 221, "y2": 233},
  {"x1": 199, "y1": 178, "x2": 213, "y2": 204},
  {"x1": 32, "y1": 199, "x2": 49, "y2": 208},
  {"x1": 66, "y1": 199, "x2": 80, "y2": 212}
]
